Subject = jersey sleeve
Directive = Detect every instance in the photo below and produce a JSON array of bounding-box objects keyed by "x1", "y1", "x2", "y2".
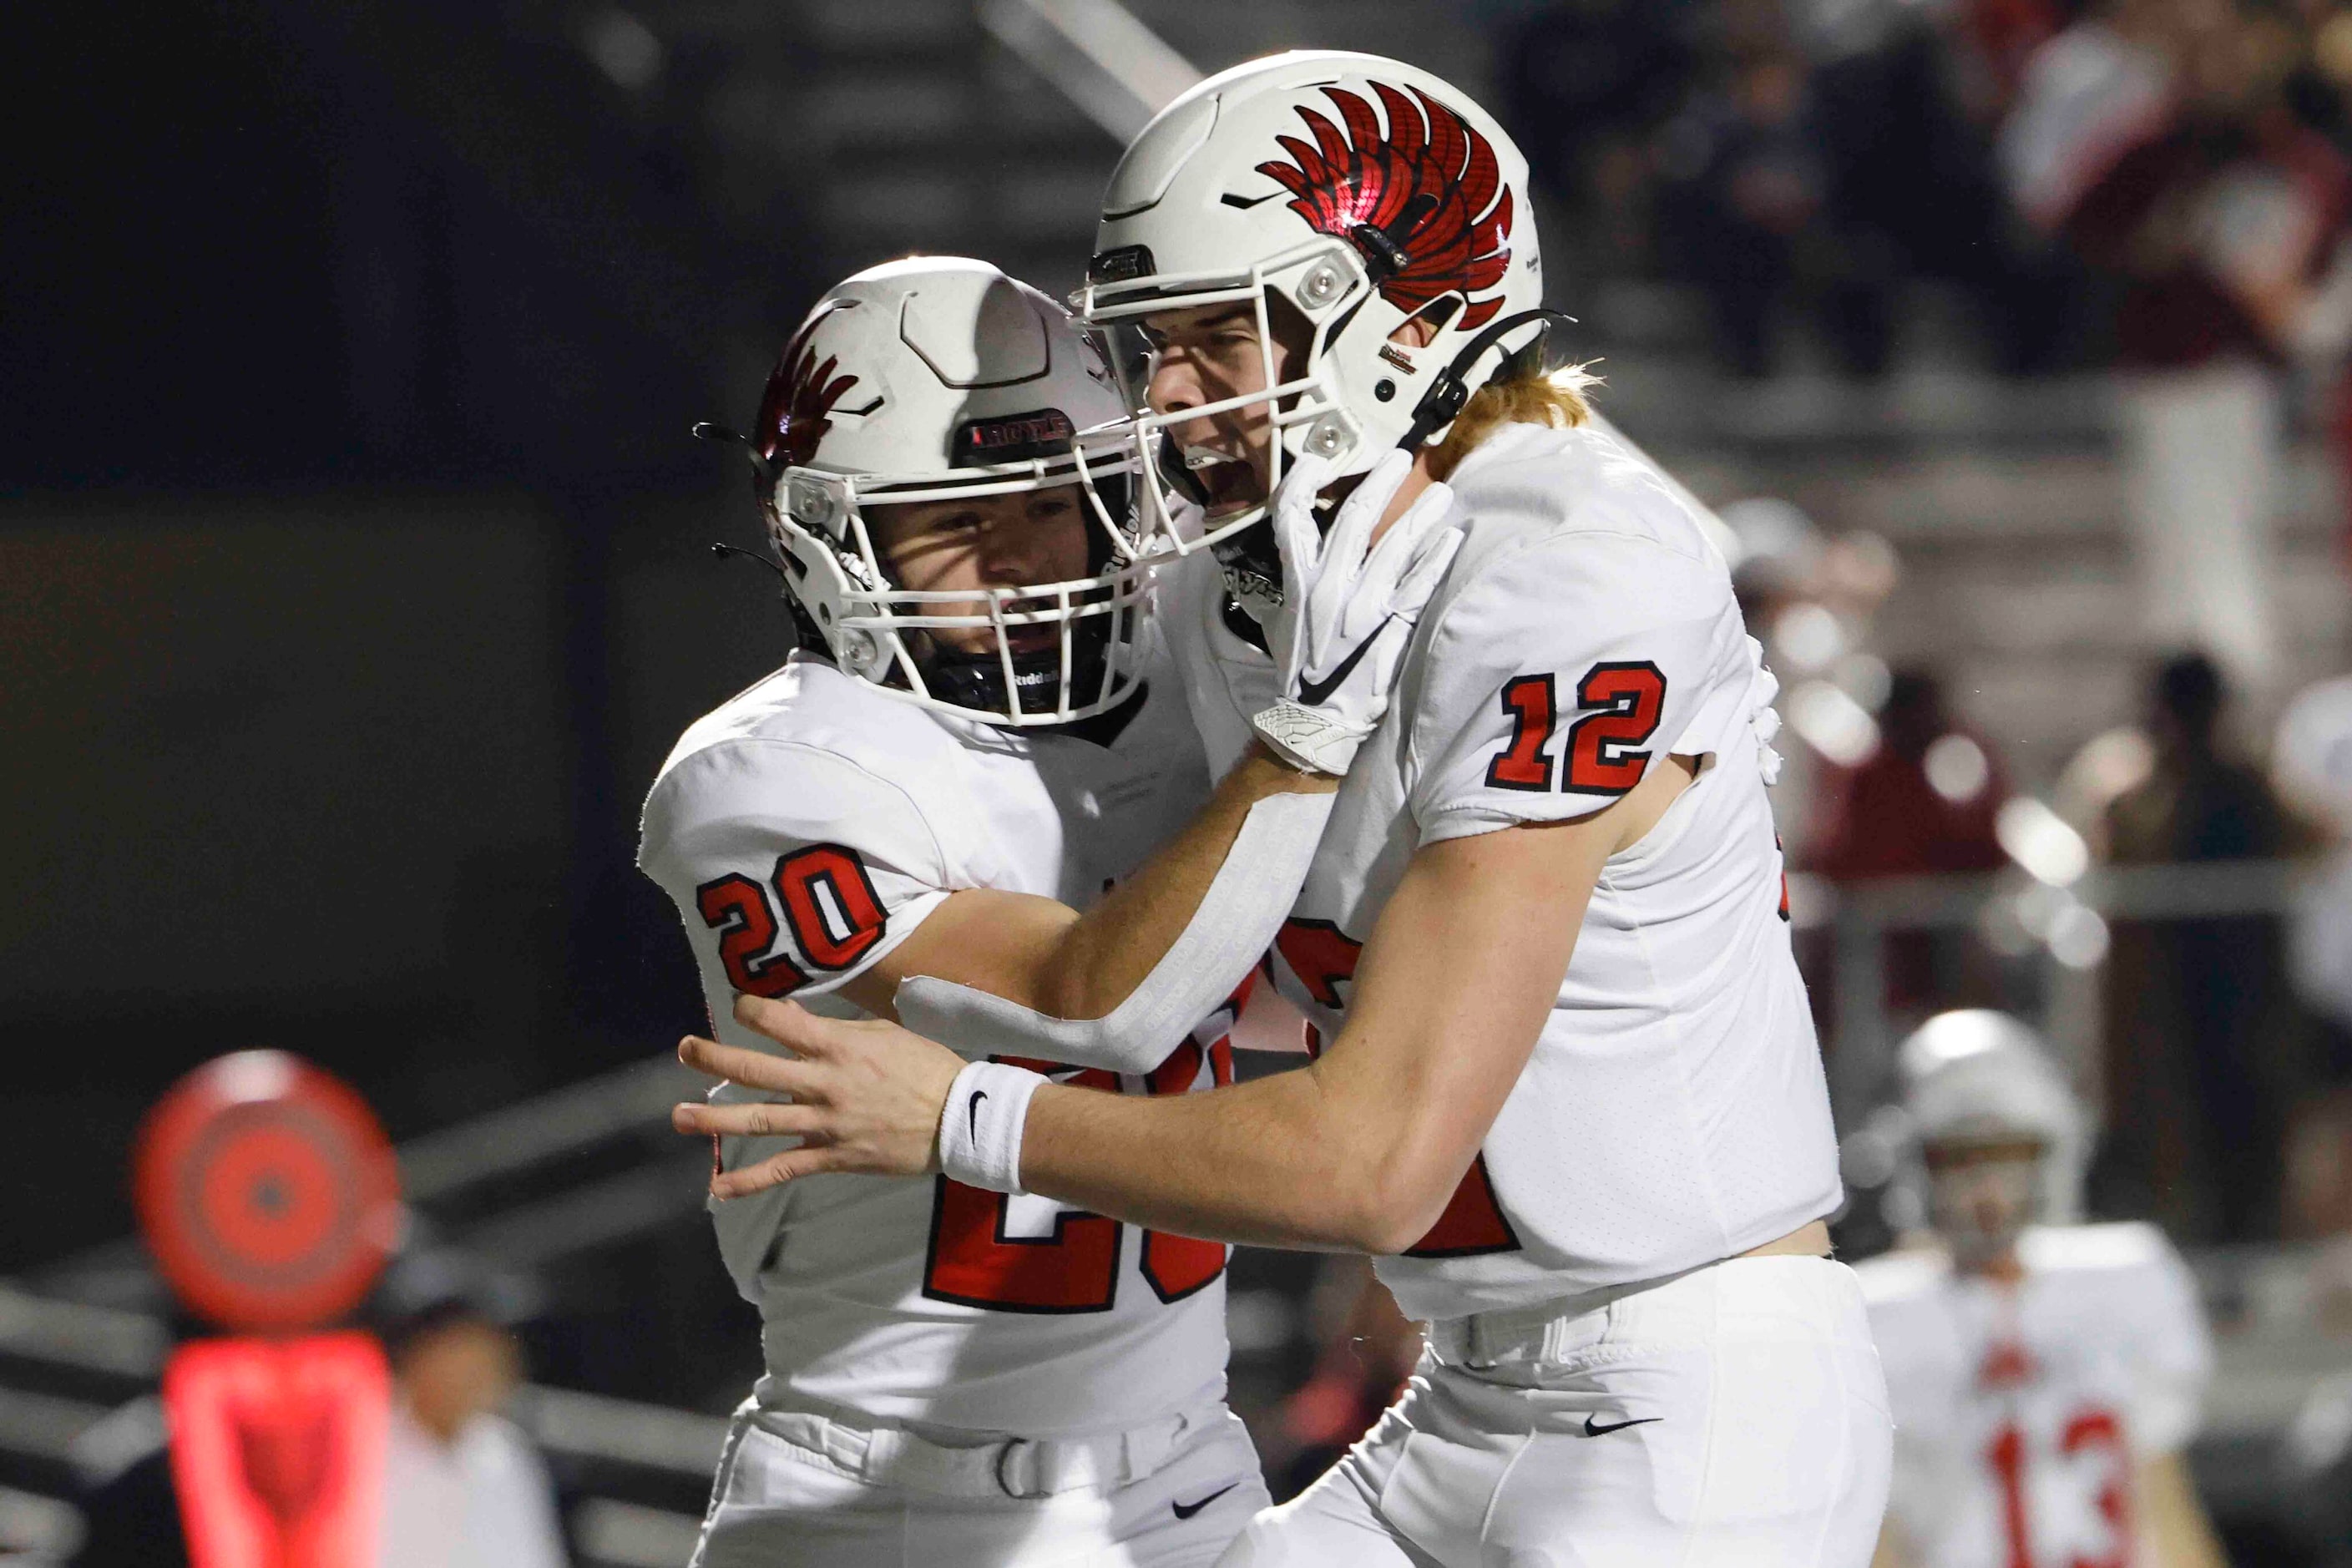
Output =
[
  {"x1": 2118, "y1": 1231, "x2": 2213, "y2": 1454},
  {"x1": 637, "y1": 738, "x2": 953, "y2": 1006},
  {"x1": 1407, "y1": 528, "x2": 1751, "y2": 846}
]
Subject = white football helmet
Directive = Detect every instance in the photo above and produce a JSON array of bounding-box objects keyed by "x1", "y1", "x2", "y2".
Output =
[
  {"x1": 1072, "y1": 50, "x2": 1550, "y2": 606},
  {"x1": 738, "y1": 256, "x2": 1151, "y2": 726},
  {"x1": 1898, "y1": 1010, "x2": 2086, "y2": 1259}
]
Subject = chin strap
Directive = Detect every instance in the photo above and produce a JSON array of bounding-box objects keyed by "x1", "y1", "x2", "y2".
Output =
[{"x1": 1396, "y1": 307, "x2": 1576, "y2": 453}]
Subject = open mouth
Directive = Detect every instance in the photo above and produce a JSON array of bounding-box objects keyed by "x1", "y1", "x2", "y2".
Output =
[
  {"x1": 1004, "y1": 624, "x2": 1060, "y2": 655},
  {"x1": 1181, "y1": 448, "x2": 1267, "y2": 518}
]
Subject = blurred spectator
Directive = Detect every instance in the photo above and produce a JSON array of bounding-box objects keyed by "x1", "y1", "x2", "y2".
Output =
[
  {"x1": 1496, "y1": 0, "x2": 1706, "y2": 274},
  {"x1": 2274, "y1": 665, "x2": 2352, "y2": 1069},
  {"x1": 372, "y1": 1251, "x2": 569, "y2": 1568},
  {"x1": 2274, "y1": 665, "x2": 2352, "y2": 1338},
  {"x1": 1262, "y1": 1257, "x2": 1423, "y2": 1503},
  {"x1": 1722, "y1": 497, "x2": 1903, "y2": 862},
  {"x1": 1811, "y1": 666, "x2": 2013, "y2": 1021},
  {"x1": 72, "y1": 1251, "x2": 566, "y2": 1568},
  {"x1": 1796, "y1": 0, "x2": 2079, "y2": 373},
  {"x1": 2004, "y1": 0, "x2": 2352, "y2": 692},
  {"x1": 2093, "y1": 651, "x2": 2312, "y2": 1239},
  {"x1": 1656, "y1": 37, "x2": 1832, "y2": 376}
]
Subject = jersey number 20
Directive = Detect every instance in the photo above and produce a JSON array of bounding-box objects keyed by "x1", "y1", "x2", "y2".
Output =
[
  {"x1": 693, "y1": 843, "x2": 888, "y2": 997},
  {"x1": 922, "y1": 1037, "x2": 1235, "y2": 1313}
]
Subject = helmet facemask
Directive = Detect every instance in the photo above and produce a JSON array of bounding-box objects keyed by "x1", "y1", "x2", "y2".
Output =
[
  {"x1": 730, "y1": 258, "x2": 1164, "y2": 730},
  {"x1": 766, "y1": 437, "x2": 1154, "y2": 728},
  {"x1": 1077, "y1": 240, "x2": 1380, "y2": 611}
]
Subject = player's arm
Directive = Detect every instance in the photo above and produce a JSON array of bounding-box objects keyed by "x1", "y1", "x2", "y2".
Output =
[
  {"x1": 2130, "y1": 1233, "x2": 2228, "y2": 1568},
  {"x1": 829, "y1": 456, "x2": 1461, "y2": 1074},
  {"x1": 1868, "y1": 1525, "x2": 1915, "y2": 1568},
  {"x1": 829, "y1": 746, "x2": 1332, "y2": 1026},
  {"x1": 676, "y1": 752, "x2": 1688, "y2": 1250},
  {"x1": 2139, "y1": 1452, "x2": 2228, "y2": 1568}
]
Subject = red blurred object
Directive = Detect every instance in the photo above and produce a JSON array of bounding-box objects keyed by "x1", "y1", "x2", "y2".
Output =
[
  {"x1": 164, "y1": 1333, "x2": 390, "y2": 1568},
  {"x1": 133, "y1": 1051, "x2": 402, "y2": 1333}
]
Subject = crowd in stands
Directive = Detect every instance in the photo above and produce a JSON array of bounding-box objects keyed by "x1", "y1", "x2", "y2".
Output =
[{"x1": 1490, "y1": 0, "x2": 2352, "y2": 1252}]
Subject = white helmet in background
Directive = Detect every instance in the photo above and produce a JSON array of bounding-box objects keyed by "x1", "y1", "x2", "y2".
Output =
[
  {"x1": 1898, "y1": 1010, "x2": 2086, "y2": 1266},
  {"x1": 1074, "y1": 50, "x2": 1550, "y2": 606},
  {"x1": 740, "y1": 256, "x2": 1151, "y2": 726}
]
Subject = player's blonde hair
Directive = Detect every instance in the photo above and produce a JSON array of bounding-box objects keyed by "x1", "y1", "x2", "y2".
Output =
[{"x1": 1426, "y1": 363, "x2": 1597, "y2": 482}]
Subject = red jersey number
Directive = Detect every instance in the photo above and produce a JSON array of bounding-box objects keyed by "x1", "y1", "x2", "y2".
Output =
[
  {"x1": 1984, "y1": 1408, "x2": 2133, "y2": 1568},
  {"x1": 692, "y1": 842, "x2": 890, "y2": 996},
  {"x1": 922, "y1": 1036, "x2": 1237, "y2": 1313},
  {"x1": 1274, "y1": 919, "x2": 1522, "y2": 1259},
  {"x1": 1564, "y1": 661, "x2": 1667, "y2": 795},
  {"x1": 1484, "y1": 661, "x2": 1668, "y2": 797}
]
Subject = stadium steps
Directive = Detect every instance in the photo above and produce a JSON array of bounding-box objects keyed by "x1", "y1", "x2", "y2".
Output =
[{"x1": 1654, "y1": 409, "x2": 2352, "y2": 784}]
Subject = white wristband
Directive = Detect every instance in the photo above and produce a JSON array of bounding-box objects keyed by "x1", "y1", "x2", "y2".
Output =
[{"x1": 937, "y1": 1060, "x2": 1047, "y2": 1196}]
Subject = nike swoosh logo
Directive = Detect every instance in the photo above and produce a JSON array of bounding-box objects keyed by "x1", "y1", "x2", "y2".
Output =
[
  {"x1": 1171, "y1": 1482, "x2": 1239, "y2": 1520},
  {"x1": 1582, "y1": 1414, "x2": 1660, "y2": 1437},
  {"x1": 967, "y1": 1090, "x2": 987, "y2": 1142},
  {"x1": 1294, "y1": 617, "x2": 1393, "y2": 707}
]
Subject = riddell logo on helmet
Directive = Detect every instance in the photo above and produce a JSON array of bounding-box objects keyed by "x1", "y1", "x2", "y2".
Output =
[
  {"x1": 1086, "y1": 245, "x2": 1156, "y2": 286},
  {"x1": 1257, "y1": 83, "x2": 1515, "y2": 331},
  {"x1": 951, "y1": 409, "x2": 1077, "y2": 467}
]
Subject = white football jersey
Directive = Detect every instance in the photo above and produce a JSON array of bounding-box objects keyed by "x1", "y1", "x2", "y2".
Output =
[
  {"x1": 638, "y1": 650, "x2": 1241, "y2": 1439},
  {"x1": 1858, "y1": 1224, "x2": 2212, "y2": 1568},
  {"x1": 1169, "y1": 422, "x2": 1840, "y2": 1322}
]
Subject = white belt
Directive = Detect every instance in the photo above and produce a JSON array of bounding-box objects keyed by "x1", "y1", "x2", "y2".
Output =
[
  {"x1": 1425, "y1": 1267, "x2": 1700, "y2": 1371},
  {"x1": 745, "y1": 1397, "x2": 1206, "y2": 1500}
]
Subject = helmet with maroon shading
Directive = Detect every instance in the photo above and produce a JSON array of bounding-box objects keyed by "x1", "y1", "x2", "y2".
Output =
[
  {"x1": 742, "y1": 256, "x2": 1151, "y2": 726},
  {"x1": 1073, "y1": 52, "x2": 1548, "y2": 610}
]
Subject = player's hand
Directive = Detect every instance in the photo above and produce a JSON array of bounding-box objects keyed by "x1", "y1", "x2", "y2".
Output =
[
  {"x1": 1253, "y1": 448, "x2": 1462, "y2": 774},
  {"x1": 670, "y1": 995, "x2": 964, "y2": 1199}
]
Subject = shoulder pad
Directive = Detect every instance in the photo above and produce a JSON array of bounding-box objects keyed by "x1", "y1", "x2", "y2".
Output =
[{"x1": 2016, "y1": 1222, "x2": 2177, "y2": 1276}]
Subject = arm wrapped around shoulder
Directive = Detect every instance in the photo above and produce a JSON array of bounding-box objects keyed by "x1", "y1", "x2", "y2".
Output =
[{"x1": 893, "y1": 789, "x2": 1336, "y2": 1073}]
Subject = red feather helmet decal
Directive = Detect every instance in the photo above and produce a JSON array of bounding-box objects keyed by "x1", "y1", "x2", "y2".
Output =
[
  {"x1": 755, "y1": 303, "x2": 861, "y2": 470},
  {"x1": 1257, "y1": 83, "x2": 1515, "y2": 331}
]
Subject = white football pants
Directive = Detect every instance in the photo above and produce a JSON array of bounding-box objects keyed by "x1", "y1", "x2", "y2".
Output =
[
  {"x1": 690, "y1": 1396, "x2": 1269, "y2": 1567},
  {"x1": 1219, "y1": 1256, "x2": 1892, "y2": 1567}
]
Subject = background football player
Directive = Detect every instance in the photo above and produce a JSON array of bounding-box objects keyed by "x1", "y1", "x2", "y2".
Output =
[
  {"x1": 1859, "y1": 1011, "x2": 2227, "y2": 1568},
  {"x1": 640, "y1": 256, "x2": 1281, "y2": 1566},
  {"x1": 674, "y1": 52, "x2": 1894, "y2": 1565}
]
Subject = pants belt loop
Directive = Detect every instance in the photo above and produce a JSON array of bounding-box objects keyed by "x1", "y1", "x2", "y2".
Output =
[
  {"x1": 837, "y1": 1417, "x2": 888, "y2": 1483},
  {"x1": 994, "y1": 1437, "x2": 1049, "y2": 1500}
]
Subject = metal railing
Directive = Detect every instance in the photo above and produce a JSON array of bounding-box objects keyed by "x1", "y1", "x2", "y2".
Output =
[{"x1": 1793, "y1": 856, "x2": 2309, "y2": 1124}]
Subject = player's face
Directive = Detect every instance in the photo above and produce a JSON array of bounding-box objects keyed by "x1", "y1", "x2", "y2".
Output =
[
  {"x1": 864, "y1": 483, "x2": 1093, "y2": 658},
  {"x1": 1922, "y1": 1137, "x2": 2043, "y2": 1272},
  {"x1": 1136, "y1": 299, "x2": 1305, "y2": 522}
]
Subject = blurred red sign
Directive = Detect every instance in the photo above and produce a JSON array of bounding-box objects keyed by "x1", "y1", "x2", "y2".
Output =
[
  {"x1": 164, "y1": 1333, "x2": 389, "y2": 1568},
  {"x1": 134, "y1": 1052, "x2": 402, "y2": 1332}
]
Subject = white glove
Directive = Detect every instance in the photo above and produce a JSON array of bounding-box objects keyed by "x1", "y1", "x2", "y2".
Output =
[{"x1": 1252, "y1": 449, "x2": 1464, "y2": 775}]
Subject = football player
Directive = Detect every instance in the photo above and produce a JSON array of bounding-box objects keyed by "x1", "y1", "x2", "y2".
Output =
[
  {"x1": 673, "y1": 52, "x2": 1893, "y2": 1565},
  {"x1": 639, "y1": 257, "x2": 1285, "y2": 1565},
  {"x1": 1859, "y1": 1011, "x2": 2227, "y2": 1568}
]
